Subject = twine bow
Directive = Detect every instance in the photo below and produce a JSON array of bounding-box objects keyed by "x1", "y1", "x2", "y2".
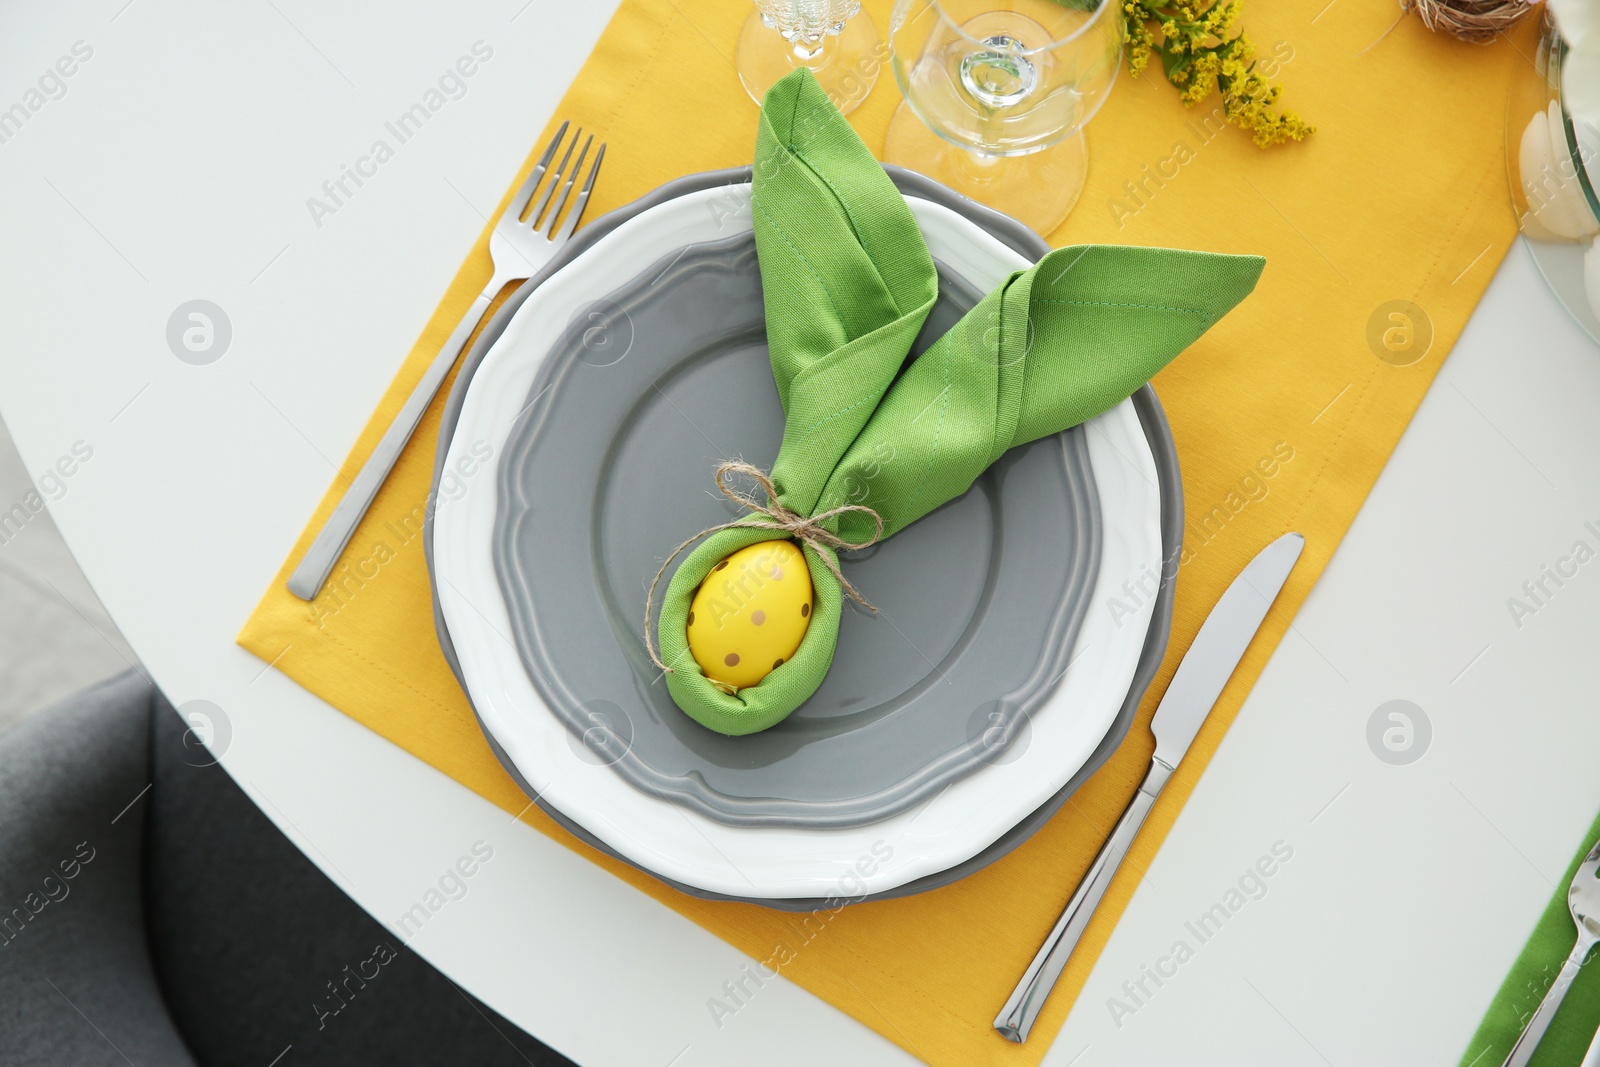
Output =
[{"x1": 643, "y1": 460, "x2": 885, "y2": 673}]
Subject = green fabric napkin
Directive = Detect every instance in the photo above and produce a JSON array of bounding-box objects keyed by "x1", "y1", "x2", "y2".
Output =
[
  {"x1": 1462, "y1": 808, "x2": 1600, "y2": 1066},
  {"x1": 655, "y1": 69, "x2": 1266, "y2": 736}
]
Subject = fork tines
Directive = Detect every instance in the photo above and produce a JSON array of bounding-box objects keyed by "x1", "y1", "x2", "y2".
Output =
[{"x1": 509, "y1": 121, "x2": 605, "y2": 242}]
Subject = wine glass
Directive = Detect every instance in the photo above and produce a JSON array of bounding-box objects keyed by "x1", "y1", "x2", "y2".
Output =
[
  {"x1": 885, "y1": 0, "x2": 1122, "y2": 235},
  {"x1": 737, "y1": 0, "x2": 884, "y2": 115}
]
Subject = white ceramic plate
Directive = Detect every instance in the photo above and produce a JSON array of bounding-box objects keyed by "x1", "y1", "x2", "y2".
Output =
[{"x1": 433, "y1": 185, "x2": 1162, "y2": 899}]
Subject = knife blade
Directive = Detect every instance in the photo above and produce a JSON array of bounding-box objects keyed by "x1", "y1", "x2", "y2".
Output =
[
  {"x1": 994, "y1": 531, "x2": 1306, "y2": 1043},
  {"x1": 1151, "y1": 531, "x2": 1305, "y2": 767}
]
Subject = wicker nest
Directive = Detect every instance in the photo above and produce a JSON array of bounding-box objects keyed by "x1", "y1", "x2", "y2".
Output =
[{"x1": 1405, "y1": 0, "x2": 1536, "y2": 43}]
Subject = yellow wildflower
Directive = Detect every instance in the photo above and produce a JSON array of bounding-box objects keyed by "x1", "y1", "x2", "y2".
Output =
[{"x1": 1120, "y1": 0, "x2": 1312, "y2": 148}]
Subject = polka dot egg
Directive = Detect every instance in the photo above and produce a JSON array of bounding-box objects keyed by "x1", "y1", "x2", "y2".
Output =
[{"x1": 686, "y1": 540, "x2": 812, "y2": 692}]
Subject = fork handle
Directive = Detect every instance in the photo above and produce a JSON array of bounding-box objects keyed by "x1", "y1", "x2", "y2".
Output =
[
  {"x1": 286, "y1": 284, "x2": 497, "y2": 601},
  {"x1": 1504, "y1": 934, "x2": 1597, "y2": 1067},
  {"x1": 994, "y1": 756, "x2": 1174, "y2": 1043}
]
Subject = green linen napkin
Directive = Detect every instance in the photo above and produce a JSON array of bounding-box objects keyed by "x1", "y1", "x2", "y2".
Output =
[
  {"x1": 1462, "y1": 808, "x2": 1600, "y2": 1066},
  {"x1": 654, "y1": 68, "x2": 1266, "y2": 736}
]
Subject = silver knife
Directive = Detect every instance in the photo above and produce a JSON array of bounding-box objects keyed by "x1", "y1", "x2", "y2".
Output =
[{"x1": 994, "y1": 531, "x2": 1306, "y2": 1043}]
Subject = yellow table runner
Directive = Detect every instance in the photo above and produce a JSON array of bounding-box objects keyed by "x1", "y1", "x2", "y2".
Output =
[{"x1": 241, "y1": 2, "x2": 1527, "y2": 1062}]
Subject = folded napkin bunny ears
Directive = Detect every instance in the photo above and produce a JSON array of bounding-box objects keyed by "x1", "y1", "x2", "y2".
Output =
[{"x1": 653, "y1": 70, "x2": 1264, "y2": 736}]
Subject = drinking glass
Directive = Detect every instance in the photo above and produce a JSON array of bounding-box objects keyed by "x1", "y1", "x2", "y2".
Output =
[
  {"x1": 737, "y1": 0, "x2": 884, "y2": 115},
  {"x1": 885, "y1": 0, "x2": 1122, "y2": 234}
]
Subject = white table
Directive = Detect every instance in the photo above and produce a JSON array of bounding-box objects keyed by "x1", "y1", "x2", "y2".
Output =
[{"x1": 4, "y1": 3, "x2": 1598, "y2": 1064}]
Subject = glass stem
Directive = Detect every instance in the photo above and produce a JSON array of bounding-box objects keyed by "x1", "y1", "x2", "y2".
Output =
[
  {"x1": 962, "y1": 107, "x2": 1006, "y2": 185},
  {"x1": 955, "y1": 147, "x2": 1004, "y2": 188},
  {"x1": 791, "y1": 31, "x2": 826, "y2": 65}
]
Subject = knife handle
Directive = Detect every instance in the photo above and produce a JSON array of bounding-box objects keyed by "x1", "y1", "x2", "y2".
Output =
[{"x1": 994, "y1": 756, "x2": 1174, "y2": 1043}]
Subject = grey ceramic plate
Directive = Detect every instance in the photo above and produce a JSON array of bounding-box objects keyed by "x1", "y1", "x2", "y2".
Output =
[
  {"x1": 427, "y1": 166, "x2": 1183, "y2": 908},
  {"x1": 490, "y1": 232, "x2": 1101, "y2": 828}
]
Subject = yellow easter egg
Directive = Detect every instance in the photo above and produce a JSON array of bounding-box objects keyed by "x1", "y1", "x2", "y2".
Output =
[{"x1": 686, "y1": 540, "x2": 813, "y2": 691}]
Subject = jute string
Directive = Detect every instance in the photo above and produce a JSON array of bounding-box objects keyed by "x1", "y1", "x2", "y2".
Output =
[{"x1": 643, "y1": 460, "x2": 884, "y2": 673}]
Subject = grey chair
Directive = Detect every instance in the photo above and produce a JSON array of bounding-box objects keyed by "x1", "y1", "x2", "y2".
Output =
[{"x1": 0, "y1": 670, "x2": 575, "y2": 1066}]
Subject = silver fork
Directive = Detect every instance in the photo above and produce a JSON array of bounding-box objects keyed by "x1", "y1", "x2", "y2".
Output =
[
  {"x1": 1503, "y1": 840, "x2": 1600, "y2": 1067},
  {"x1": 288, "y1": 121, "x2": 606, "y2": 600}
]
